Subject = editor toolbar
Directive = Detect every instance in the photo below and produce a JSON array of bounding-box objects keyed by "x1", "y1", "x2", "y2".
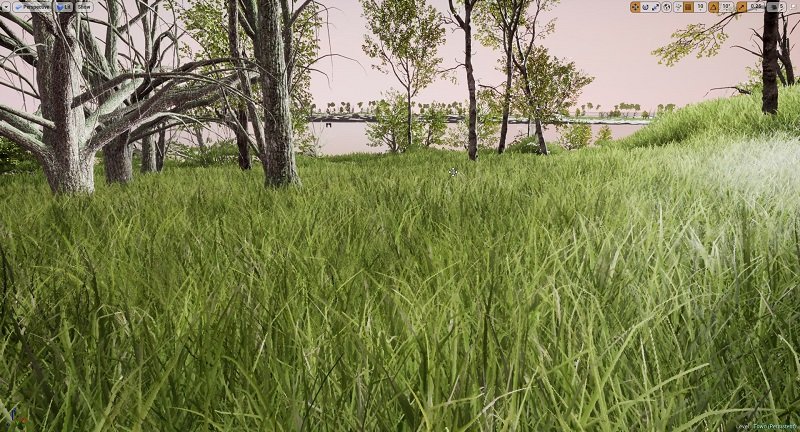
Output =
[
  {"x1": 630, "y1": 1, "x2": 791, "y2": 12},
  {"x1": 0, "y1": 2, "x2": 94, "y2": 13}
]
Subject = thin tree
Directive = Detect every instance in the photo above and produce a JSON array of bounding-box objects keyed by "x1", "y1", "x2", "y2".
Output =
[
  {"x1": 508, "y1": 0, "x2": 556, "y2": 151},
  {"x1": 448, "y1": 0, "x2": 483, "y2": 161},
  {"x1": 511, "y1": 46, "x2": 593, "y2": 155},
  {"x1": 475, "y1": 0, "x2": 530, "y2": 154},
  {"x1": 360, "y1": 0, "x2": 445, "y2": 150},
  {"x1": 763, "y1": 9, "x2": 780, "y2": 114}
]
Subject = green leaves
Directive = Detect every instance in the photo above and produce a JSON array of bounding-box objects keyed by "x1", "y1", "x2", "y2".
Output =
[
  {"x1": 0, "y1": 137, "x2": 37, "y2": 174},
  {"x1": 360, "y1": 0, "x2": 446, "y2": 95},
  {"x1": 512, "y1": 45, "x2": 594, "y2": 123},
  {"x1": 652, "y1": 18, "x2": 735, "y2": 66}
]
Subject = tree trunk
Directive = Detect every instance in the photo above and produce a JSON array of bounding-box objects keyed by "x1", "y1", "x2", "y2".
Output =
[
  {"x1": 464, "y1": 17, "x2": 478, "y2": 161},
  {"x1": 236, "y1": 107, "x2": 252, "y2": 170},
  {"x1": 763, "y1": 10, "x2": 780, "y2": 115},
  {"x1": 534, "y1": 118, "x2": 547, "y2": 155},
  {"x1": 42, "y1": 153, "x2": 96, "y2": 194},
  {"x1": 783, "y1": 58, "x2": 794, "y2": 86},
  {"x1": 498, "y1": 47, "x2": 513, "y2": 154},
  {"x1": 779, "y1": 16, "x2": 794, "y2": 85},
  {"x1": 103, "y1": 133, "x2": 133, "y2": 184},
  {"x1": 406, "y1": 86, "x2": 413, "y2": 150},
  {"x1": 527, "y1": 118, "x2": 532, "y2": 137},
  {"x1": 258, "y1": 0, "x2": 300, "y2": 186},
  {"x1": 141, "y1": 135, "x2": 157, "y2": 173},
  {"x1": 193, "y1": 126, "x2": 206, "y2": 150},
  {"x1": 33, "y1": 15, "x2": 95, "y2": 194},
  {"x1": 156, "y1": 128, "x2": 166, "y2": 172}
]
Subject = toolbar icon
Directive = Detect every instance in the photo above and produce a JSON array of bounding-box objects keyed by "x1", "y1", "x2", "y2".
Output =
[
  {"x1": 719, "y1": 1, "x2": 735, "y2": 11},
  {"x1": 673, "y1": 1, "x2": 684, "y2": 11},
  {"x1": 0, "y1": 1, "x2": 9, "y2": 12},
  {"x1": 683, "y1": 1, "x2": 694, "y2": 11},
  {"x1": 695, "y1": 1, "x2": 707, "y2": 11},
  {"x1": 709, "y1": 1, "x2": 719, "y2": 11},
  {"x1": 630, "y1": 1, "x2": 641, "y2": 12},
  {"x1": 662, "y1": 1, "x2": 673, "y2": 11}
]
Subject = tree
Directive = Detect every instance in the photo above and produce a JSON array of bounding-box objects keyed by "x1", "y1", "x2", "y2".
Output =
[
  {"x1": 225, "y1": 0, "x2": 321, "y2": 186},
  {"x1": 448, "y1": 0, "x2": 484, "y2": 161},
  {"x1": 0, "y1": 2, "x2": 237, "y2": 194},
  {"x1": 366, "y1": 92, "x2": 419, "y2": 152},
  {"x1": 419, "y1": 102, "x2": 449, "y2": 147},
  {"x1": 257, "y1": 0, "x2": 300, "y2": 185},
  {"x1": 475, "y1": 0, "x2": 538, "y2": 154},
  {"x1": 653, "y1": 9, "x2": 787, "y2": 114},
  {"x1": 508, "y1": 0, "x2": 563, "y2": 154},
  {"x1": 184, "y1": 0, "x2": 322, "y2": 170},
  {"x1": 511, "y1": 46, "x2": 593, "y2": 155},
  {"x1": 559, "y1": 123, "x2": 591, "y2": 150},
  {"x1": 447, "y1": 89, "x2": 502, "y2": 149},
  {"x1": 361, "y1": 0, "x2": 445, "y2": 152},
  {"x1": 596, "y1": 125, "x2": 613, "y2": 144},
  {"x1": 762, "y1": 9, "x2": 780, "y2": 114}
]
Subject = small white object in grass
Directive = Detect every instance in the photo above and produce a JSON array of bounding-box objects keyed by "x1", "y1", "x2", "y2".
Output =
[{"x1": 449, "y1": 168, "x2": 458, "y2": 177}]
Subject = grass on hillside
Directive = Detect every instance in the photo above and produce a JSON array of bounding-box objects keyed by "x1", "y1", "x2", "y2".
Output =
[
  {"x1": 620, "y1": 86, "x2": 800, "y2": 148},
  {"x1": 1, "y1": 92, "x2": 800, "y2": 430}
]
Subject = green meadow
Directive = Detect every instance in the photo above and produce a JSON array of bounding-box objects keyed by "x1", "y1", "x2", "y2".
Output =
[{"x1": 1, "y1": 89, "x2": 799, "y2": 430}]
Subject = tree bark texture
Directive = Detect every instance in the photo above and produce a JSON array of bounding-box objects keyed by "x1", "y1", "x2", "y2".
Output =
[
  {"x1": 258, "y1": 0, "x2": 300, "y2": 186},
  {"x1": 103, "y1": 132, "x2": 133, "y2": 184},
  {"x1": 534, "y1": 118, "x2": 547, "y2": 155},
  {"x1": 498, "y1": 46, "x2": 513, "y2": 154},
  {"x1": 33, "y1": 14, "x2": 96, "y2": 194},
  {"x1": 763, "y1": 10, "x2": 780, "y2": 114},
  {"x1": 463, "y1": 13, "x2": 478, "y2": 161},
  {"x1": 406, "y1": 86, "x2": 413, "y2": 150},
  {"x1": 236, "y1": 107, "x2": 252, "y2": 170},
  {"x1": 156, "y1": 128, "x2": 166, "y2": 172},
  {"x1": 141, "y1": 135, "x2": 157, "y2": 173}
]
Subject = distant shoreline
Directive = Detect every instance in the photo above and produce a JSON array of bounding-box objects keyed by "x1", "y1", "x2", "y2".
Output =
[{"x1": 308, "y1": 114, "x2": 652, "y2": 126}]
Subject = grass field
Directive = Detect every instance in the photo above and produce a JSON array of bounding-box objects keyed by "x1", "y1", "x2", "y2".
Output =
[{"x1": 1, "y1": 90, "x2": 800, "y2": 430}]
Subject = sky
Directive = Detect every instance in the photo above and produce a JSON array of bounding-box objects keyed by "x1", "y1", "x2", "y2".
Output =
[
  {"x1": 309, "y1": 0, "x2": 795, "y2": 112},
  {"x1": 0, "y1": 0, "x2": 792, "y2": 114}
]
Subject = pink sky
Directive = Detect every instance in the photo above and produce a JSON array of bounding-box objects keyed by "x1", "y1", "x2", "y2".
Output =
[{"x1": 310, "y1": 0, "x2": 796, "y2": 112}]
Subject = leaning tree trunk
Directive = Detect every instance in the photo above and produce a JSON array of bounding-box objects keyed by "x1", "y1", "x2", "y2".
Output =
[
  {"x1": 779, "y1": 15, "x2": 794, "y2": 86},
  {"x1": 103, "y1": 132, "x2": 133, "y2": 183},
  {"x1": 464, "y1": 20, "x2": 478, "y2": 161},
  {"x1": 156, "y1": 128, "x2": 166, "y2": 172},
  {"x1": 534, "y1": 118, "x2": 547, "y2": 155},
  {"x1": 258, "y1": 0, "x2": 300, "y2": 186},
  {"x1": 498, "y1": 47, "x2": 514, "y2": 154},
  {"x1": 763, "y1": 9, "x2": 780, "y2": 115},
  {"x1": 33, "y1": 15, "x2": 95, "y2": 194},
  {"x1": 235, "y1": 107, "x2": 252, "y2": 170},
  {"x1": 141, "y1": 135, "x2": 157, "y2": 173}
]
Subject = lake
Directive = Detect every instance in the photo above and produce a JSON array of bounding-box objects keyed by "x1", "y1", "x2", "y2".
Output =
[{"x1": 307, "y1": 122, "x2": 645, "y2": 155}]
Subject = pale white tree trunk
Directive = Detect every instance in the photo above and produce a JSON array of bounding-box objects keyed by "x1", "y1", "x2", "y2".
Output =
[
  {"x1": 141, "y1": 135, "x2": 157, "y2": 173},
  {"x1": 33, "y1": 14, "x2": 96, "y2": 194},
  {"x1": 258, "y1": 0, "x2": 300, "y2": 186}
]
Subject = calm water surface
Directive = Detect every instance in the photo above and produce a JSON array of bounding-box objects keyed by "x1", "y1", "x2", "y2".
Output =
[{"x1": 309, "y1": 122, "x2": 645, "y2": 155}]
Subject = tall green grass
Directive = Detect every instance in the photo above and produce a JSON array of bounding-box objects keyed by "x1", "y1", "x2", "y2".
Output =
[
  {"x1": 620, "y1": 86, "x2": 800, "y2": 149},
  {"x1": 1, "y1": 135, "x2": 799, "y2": 429}
]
